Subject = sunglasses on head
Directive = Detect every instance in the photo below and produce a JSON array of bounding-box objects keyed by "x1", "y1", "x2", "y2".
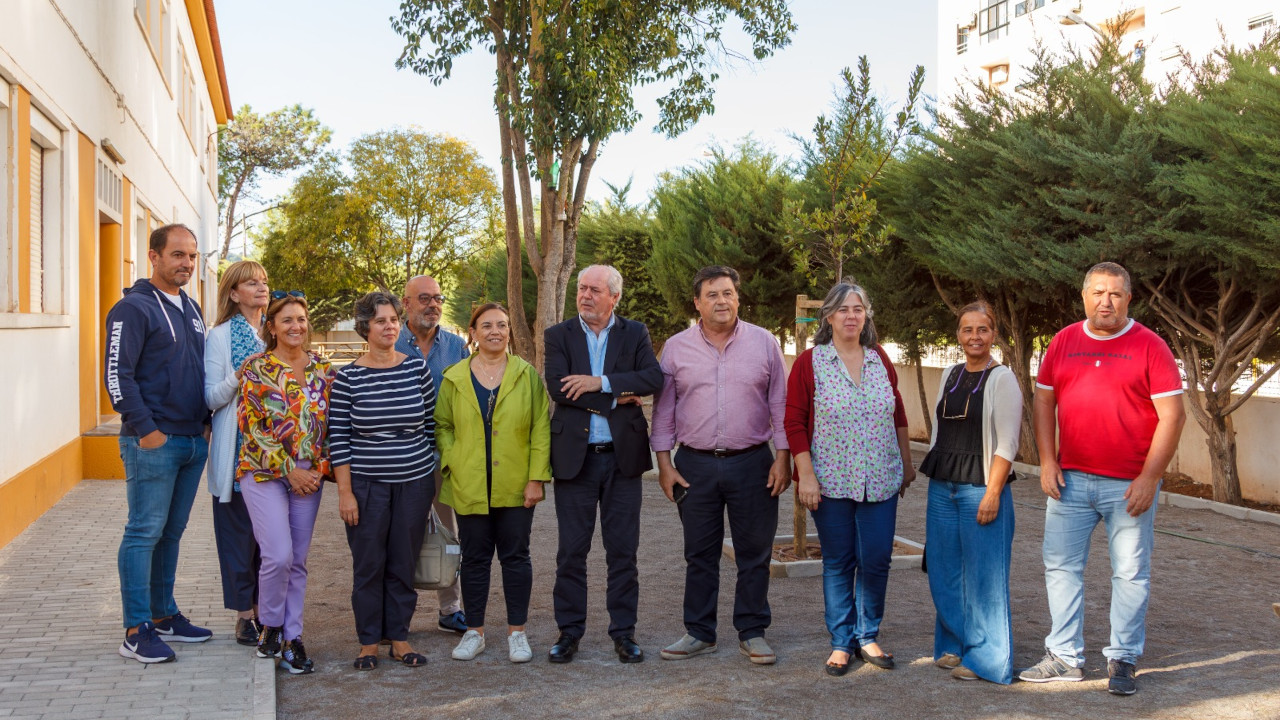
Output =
[{"x1": 271, "y1": 290, "x2": 306, "y2": 300}]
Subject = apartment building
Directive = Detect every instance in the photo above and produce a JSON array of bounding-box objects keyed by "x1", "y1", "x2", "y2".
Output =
[
  {"x1": 937, "y1": 0, "x2": 1278, "y2": 98},
  {"x1": 0, "y1": 0, "x2": 231, "y2": 547}
]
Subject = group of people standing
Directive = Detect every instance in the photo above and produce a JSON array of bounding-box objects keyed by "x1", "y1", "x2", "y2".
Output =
[{"x1": 105, "y1": 223, "x2": 1183, "y2": 697}]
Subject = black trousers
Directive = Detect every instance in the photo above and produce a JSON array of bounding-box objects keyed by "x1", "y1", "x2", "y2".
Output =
[
  {"x1": 345, "y1": 476, "x2": 431, "y2": 645},
  {"x1": 552, "y1": 452, "x2": 642, "y2": 640},
  {"x1": 456, "y1": 505, "x2": 535, "y2": 628},
  {"x1": 212, "y1": 492, "x2": 260, "y2": 612},
  {"x1": 675, "y1": 445, "x2": 778, "y2": 643}
]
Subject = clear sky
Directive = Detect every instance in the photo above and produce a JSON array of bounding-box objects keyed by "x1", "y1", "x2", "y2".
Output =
[{"x1": 215, "y1": 0, "x2": 938, "y2": 216}]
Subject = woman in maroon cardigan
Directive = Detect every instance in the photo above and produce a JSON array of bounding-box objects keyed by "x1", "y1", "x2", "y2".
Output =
[{"x1": 784, "y1": 282, "x2": 915, "y2": 677}]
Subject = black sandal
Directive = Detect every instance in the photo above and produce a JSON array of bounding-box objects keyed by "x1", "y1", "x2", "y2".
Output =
[
  {"x1": 353, "y1": 654, "x2": 378, "y2": 671},
  {"x1": 825, "y1": 650, "x2": 852, "y2": 676},
  {"x1": 855, "y1": 645, "x2": 895, "y2": 670},
  {"x1": 389, "y1": 649, "x2": 428, "y2": 667}
]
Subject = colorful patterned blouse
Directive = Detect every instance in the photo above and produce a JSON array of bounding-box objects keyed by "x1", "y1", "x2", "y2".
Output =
[
  {"x1": 237, "y1": 351, "x2": 334, "y2": 482},
  {"x1": 810, "y1": 343, "x2": 903, "y2": 502}
]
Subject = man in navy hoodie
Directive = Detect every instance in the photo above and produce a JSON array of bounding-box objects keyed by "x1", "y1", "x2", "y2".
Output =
[{"x1": 104, "y1": 224, "x2": 214, "y2": 663}]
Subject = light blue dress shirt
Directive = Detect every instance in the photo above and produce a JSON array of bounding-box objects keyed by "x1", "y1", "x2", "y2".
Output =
[{"x1": 581, "y1": 314, "x2": 616, "y2": 444}]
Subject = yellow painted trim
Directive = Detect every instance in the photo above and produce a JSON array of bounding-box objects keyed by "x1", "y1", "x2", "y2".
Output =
[
  {"x1": 82, "y1": 435, "x2": 126, "y2": 481},
  {"x1": 16, "y1": 87, "x2": 31, "y2": 313},
  {"x1": 78, "y1": 133, "x2": 99, "y2": 434},
  {"x1": 184, "y1": 0, "x2": 230, "y2": 124},
  {"x1": 0, "y1": 438, "x2": 83, "y2": 549},
  {"x1": 122, "y1": 178, "x2": 133, "y2": 284},
  {"x1": 99, "y1": 223, "x2": 123, "y2": 415}
]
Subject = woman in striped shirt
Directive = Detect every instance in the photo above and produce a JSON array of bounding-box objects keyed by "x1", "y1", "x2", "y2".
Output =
[{"x1": 331, "y1": 292, "x2": 437, "y2": 670}]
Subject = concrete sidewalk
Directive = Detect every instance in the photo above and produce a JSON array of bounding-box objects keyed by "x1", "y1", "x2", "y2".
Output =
[{"x1": 0, "y1": 480, "x2": 273, "y2": 719}]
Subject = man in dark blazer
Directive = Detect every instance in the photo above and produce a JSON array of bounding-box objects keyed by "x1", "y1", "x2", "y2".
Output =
[{"x1": 544, "y1": 264, "x2": 664, "y2": 664}]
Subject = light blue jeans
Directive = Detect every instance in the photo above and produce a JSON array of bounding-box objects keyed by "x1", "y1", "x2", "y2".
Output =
[
  {"x1": 809, "y1": 495, "x2": 898, "y2": 652},
  {"x1": 1042, "y1": 470, "x2": 1157, "y2": 666},
  {"x1": 117, "y1": 434, "x2": 208, "y2": 628},
  {"x1": 927, "y1": 480, "x2": 1014, "y2": 684}
]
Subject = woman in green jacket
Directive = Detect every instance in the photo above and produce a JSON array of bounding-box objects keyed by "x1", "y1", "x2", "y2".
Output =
[{"x1": 436, "y1": 302, "x2": 551, "y2": 663}]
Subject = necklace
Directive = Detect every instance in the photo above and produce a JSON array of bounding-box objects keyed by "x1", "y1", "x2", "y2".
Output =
[
  {"x1": 473, "y1": 356, "x2": 505, "y2": 419},
  {"x1": 473, "y1": 356, "x2": 506, "y2": 386},
  {"x1": 942, "y1": 357, "x2": 993, "y2": 421}
]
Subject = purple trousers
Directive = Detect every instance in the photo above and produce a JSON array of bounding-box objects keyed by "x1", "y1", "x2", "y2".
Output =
[{"x1": 240, "y1": 472, "x2": 323, "y2": 641}]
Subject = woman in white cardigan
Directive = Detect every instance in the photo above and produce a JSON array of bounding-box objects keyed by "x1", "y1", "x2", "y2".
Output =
[
  {"x1": 204, "y1": 260, "x2": 269, "y2": 647},
  {"x1": 919, "y1": 301, "x2": 1022, "y2": 684}
]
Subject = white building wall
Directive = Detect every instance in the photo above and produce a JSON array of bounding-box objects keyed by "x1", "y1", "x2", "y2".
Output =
[
  {"x1": 937, "y1": 0, "x2": 1280, "y2": 102},
  {"x1": 0, "y1": 0, "x2": 222, "y2": 482}
]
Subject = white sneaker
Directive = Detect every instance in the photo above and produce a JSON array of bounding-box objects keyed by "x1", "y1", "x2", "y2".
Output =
[
  {"x1": 508, "y1": 631, "x2": 533, "y2": 663},
  {"x1": 451, "y1": 629, "x2": 486, "y2": 660}
]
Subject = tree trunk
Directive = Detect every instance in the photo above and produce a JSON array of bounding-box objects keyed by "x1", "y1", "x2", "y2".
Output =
[
  {"x1": 221, "y1": 173, "x2": 248, "y2": 260},
  {"x1": 492, "y1": 44, "x2": 534, "y2": 360},
  {"x1": 915, "y1": 354, "x2": 932, "y2": 439},
  {"x1": 793, "y1": 491, "x2": 807, "y2": 560},
  {"x1": 993, "y1": 292, "x2": 1039, "y2": 464},
  {"x1": 1205, "y1": 412, "x2": 1242, "y2": 505}
]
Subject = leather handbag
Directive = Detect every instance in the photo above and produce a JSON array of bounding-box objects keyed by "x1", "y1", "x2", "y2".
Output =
[{"x1": 413, "y1": 508, "x2": 461, "y2": 590}]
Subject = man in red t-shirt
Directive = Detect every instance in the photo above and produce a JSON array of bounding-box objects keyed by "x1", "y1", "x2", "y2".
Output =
[{"x1": 1018, "y1": 262, "x2": 1185, "y2": 696}]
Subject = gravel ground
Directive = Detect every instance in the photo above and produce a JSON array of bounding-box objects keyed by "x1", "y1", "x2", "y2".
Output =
[{"x1": 278, "y1": 453, "x2": 1280, "y2": 720}]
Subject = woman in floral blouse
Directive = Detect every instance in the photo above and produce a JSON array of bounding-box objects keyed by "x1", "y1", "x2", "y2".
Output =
[
  {"x1": 783, "y1": 283, "x2": 915, "y2": 677},
  {"x1": 237, "y1": 291, "x2": 333, "y2": 675}
]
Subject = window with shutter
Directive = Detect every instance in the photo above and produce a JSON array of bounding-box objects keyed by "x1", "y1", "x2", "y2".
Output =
[{"x1": 29, "y1": 141, "x2": 43, "y2": 313}]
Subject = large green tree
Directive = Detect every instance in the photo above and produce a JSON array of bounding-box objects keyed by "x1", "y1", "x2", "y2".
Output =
[
  {"x1": 649, "y1": 142, "x2": 807, "y2": 340},
  {"x1": 255, "y1": 166, "x2": 368, "y2": 333},
  {"x1": 345, "y1": 128, "x2": 500, "y2": 291},
  {"x1": 393, "y1": 0, "x2": 795, "y2": 367},
  {"x1": 218, "y1": 104, "x2": 331, "y2": 259},
  {"x1": 1100, "y1": 42, "x2": 1280, "y2": 504},
  {"x1": 886, "y1": 40, "x2": 1148, "y2": 462},
  {"x1": 787, "y1": 57, "x2": 924, "y2": 287}
]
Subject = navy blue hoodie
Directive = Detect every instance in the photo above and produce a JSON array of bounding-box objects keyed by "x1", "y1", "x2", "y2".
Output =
[{"x1": 103, "y1": 278, "x2": 210, "y2": 437}]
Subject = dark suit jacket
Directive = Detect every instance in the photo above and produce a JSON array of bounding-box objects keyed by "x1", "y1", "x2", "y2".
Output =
[{"x1": 545, "y1": 314, "x2": 663, "y2": 480}]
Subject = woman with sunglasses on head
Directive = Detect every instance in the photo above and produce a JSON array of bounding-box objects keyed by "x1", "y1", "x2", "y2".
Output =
[
  {"x1": 919, "y1": 301, "x2": 1022, "y2": 684},
  {"x1": 330, "y1": 292, "x2": 436, "y2": 670},
  {"x1": 237, "y1": 290, "x2": 334, "y2": 675},
  {"x1": 204, "y1": 260, "x2": 269, "y2": 648},
  {"x1": 783, "y1": 283, "x2": 915, "y2": 677},
  {"x1": 434, "y1": 302, "x2": 551, "y2": 663}
]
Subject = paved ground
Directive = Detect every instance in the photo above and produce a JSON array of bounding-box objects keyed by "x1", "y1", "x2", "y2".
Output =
[
  {"x1": 0, "y1": 480, "x2": 272, "y2": 720},
  {"x1": 2, "y1": 457, "x2": 1278, "y2": 720},
  {"x1": 283, "y1": 452, "x2": 1280, "y2": 720}
]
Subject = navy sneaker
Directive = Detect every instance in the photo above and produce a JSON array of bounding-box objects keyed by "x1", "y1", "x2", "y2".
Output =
[
  {"x1": 1108, "y1": 659, "x2": 1138, "y2": 695},
  {"x1": 438, "y1": 611, "x2": 467, "y2": 634},
  {"x1": 119, "y1": 621, "x2": 176, "y2": 664},
  {"x1": 280, "y1": 637, "x2": 315, "y2": 675},
  {"x1": 154, "y1": 612, "x2": 212, "y2": 643},
  {"x1": 257, "y1": 626, "x2": 283, "y2": 658}
]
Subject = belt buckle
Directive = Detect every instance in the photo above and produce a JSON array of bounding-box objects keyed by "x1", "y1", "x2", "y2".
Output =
[{"x1": 713, "y1": 448, "x2": 729, "y2": 458}]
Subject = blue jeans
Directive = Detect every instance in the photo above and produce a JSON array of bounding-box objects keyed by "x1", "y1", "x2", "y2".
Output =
[
  {"x1": 117, "y1": 434, "x2": 208, "y2": 628},
  {"x1": 926, "y1": 480, "x2": 1014, "y2": 683},
  {"x1": 1043, "y1": 470, "x2": 1157, "y2": 666},
  {"x1": 809, "y1": 495, "x2": 898, "y2": 652}
]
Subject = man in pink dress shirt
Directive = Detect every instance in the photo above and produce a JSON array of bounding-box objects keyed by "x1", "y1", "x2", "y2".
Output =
[{"x1": 651, "y1": 265, "x2": 792, "y2": 665}]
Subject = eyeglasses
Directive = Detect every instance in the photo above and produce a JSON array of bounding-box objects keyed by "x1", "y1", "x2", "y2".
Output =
[
  {"x1": 941, "y1": 358, "x2": 993, "y2": 421},
  {"x1": 941, "y1": 392, "x2": 972, "y2": 421},
  {"x1": 416, "y1": 294, "x2": 447, "y2": 306},
  {"x1": 271, "y1": 290, "x2": 306, "y2": 300}
]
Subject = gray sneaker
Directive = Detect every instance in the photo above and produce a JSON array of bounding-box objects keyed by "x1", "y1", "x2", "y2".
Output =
[
  {"x1": 1107, "y1": 659, "x2": 1138, "y2": 695},
  {"x1": 660, "y1": 634, "x2": 717, "y2": 660},
  {"x1": 1018, "y1": 652, "x2": 1084, "y2": 682},
  {"x1": 739, "y1": 637, "x2": 776, "y2": 665}
]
